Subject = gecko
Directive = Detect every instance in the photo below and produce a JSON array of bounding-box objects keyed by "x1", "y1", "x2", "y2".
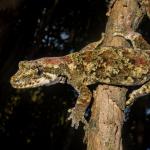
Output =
[{"x1": 10, "y1": 46, "x2": 150, "y2": 129}]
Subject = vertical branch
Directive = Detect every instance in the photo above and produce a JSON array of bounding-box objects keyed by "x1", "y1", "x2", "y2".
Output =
[
  {"x1": 86, "y1": 0, "x2": 148, "y2": 149},
  {"x1": 86, "y1": 85, "x2": 127, "y2": 150}
]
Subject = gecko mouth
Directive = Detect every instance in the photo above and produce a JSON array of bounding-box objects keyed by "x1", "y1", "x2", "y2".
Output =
[
  {"x1": 10, "y1": 75, "x2": 67, "y2": 89},
  {"x1": 46, "y1": 75, "x2": 67, "y2": 86},
  {"x1": 58, "y1": 75, "x2": 67, "y2": 83}
]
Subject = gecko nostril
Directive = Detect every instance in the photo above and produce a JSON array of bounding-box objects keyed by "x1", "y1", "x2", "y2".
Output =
[
  {"x1": 19, "y1": 61, "x2": 25, "y2": 68},
  {"x1": 10, "y1": 77, "x2": 19, "y2": 85}
]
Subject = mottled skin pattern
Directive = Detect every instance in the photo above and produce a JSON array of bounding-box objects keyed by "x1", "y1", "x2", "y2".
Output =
[
  {"x1": 10, "y1": 46, "x2": 150, "y2": 128},
  {"x1": 10, "y1": 0, "x2": 150, "y2": 129}
]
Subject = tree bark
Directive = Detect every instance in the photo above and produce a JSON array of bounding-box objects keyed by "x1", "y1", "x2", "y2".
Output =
[
  {"x1": 86, "y1": 0, "x2": 148, "y2": 149},
  {"x1": 86, "y1": 85, "x2": 127, "y2": 150}
]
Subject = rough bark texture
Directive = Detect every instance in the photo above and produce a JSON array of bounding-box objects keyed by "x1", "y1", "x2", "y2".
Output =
[
  {"x1": 86, "y1": 0, "x2": 148, "y2": 149},
  {"x1": 86, "y1": 85, "x2": 127, "y2": 150}
]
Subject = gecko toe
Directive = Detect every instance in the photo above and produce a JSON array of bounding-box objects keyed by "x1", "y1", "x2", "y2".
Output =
[{"x1": 67, "y1": 107, "x2": 87, "y2": 129}]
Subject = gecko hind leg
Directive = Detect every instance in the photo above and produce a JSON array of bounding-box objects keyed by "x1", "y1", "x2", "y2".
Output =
[
  {"x1": 113, "y1": 31, "x2": 150, "y2": 50},
  {"x1": 126, "y1": 81, "x2": 150, "y2": 107},
  {"x1": 68, "y1": 86, "x2": 92, "y2": 129}
]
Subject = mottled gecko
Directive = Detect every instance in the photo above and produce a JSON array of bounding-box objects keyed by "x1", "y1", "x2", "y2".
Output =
[{"x1": 10, "y1": 46, "x2": 150, "y2": 128}]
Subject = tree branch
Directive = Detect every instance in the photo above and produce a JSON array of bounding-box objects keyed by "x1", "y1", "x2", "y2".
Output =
[{"x1": 86, "y1": 0, "x2": 149, "y2": 149}]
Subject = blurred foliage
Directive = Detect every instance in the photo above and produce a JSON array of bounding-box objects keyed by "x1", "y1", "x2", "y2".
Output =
[{"x1": 0, "y1": 0, "x2": 150, "y2": 149}]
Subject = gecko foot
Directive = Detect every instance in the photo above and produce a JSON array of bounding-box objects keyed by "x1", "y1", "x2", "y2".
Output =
[
  {"x1": 126, "y1": 98, "x2": 134, "y2": 108},
  {"x1": 126, "y1": 81, "x2": 150, "y2": 108},
  {"x1": 67, "y1": 107, "x2": 87, "y2": 129}
]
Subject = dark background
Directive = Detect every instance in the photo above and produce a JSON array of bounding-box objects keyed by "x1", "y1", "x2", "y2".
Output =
[{"x1": 0, "y1": 0, "x2": 150, "y2": 149}]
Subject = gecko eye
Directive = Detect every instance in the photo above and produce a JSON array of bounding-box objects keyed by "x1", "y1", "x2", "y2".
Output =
[{"x1": 37, "y1": 67, "x2": 43, "y2": 76}]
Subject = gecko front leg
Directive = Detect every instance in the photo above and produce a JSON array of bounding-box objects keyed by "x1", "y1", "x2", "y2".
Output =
[
  {"x1": 126, "y1": 80, "x2": 150, "y2": 107},
  {"x1": 68, "y1": 85, "x2": 92, "y2": 129}
]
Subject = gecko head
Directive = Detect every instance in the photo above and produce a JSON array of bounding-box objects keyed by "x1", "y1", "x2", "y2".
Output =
[{"x1": 10, "y1": 60, "x2": 67, "y2": 89}]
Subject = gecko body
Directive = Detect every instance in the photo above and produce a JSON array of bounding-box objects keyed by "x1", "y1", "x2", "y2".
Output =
[{"x1": 10, "y1": 46, "x2": 150, "y2": 128}]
